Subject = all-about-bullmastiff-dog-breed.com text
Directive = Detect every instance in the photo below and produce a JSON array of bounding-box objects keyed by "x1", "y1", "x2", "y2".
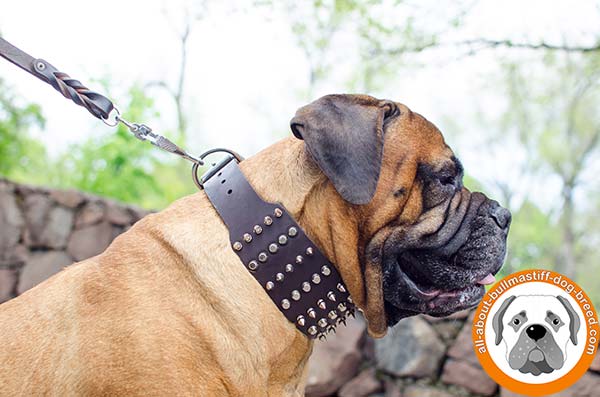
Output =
[{"x1": 0, "y1": 94, "x2": 511, "y2": 396}]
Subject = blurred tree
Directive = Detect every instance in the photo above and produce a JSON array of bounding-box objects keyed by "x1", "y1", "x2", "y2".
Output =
[
  {"x1": 499, "y1": 53, "x2": 600, "y2": 281},
  {"x1": 0, "y1": 78, "x2": 47, "y2": 182}
]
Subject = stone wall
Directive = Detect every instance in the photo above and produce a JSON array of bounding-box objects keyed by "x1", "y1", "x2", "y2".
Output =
[
  {"x1": 0, "y1": 178, "x2": 151, "y2": 302},
  {"x1": 1, "y1": 178, "x2": 599, "y2": 396}
]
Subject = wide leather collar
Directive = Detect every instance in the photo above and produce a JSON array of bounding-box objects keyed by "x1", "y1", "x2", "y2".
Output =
[{"x1": 202, "y1": 156, "x2": 355, "y2": 339}]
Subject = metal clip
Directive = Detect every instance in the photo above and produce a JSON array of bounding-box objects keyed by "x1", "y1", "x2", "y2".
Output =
[{"x1": 115, "y1": 115, "x2": 203, "y2": 166}]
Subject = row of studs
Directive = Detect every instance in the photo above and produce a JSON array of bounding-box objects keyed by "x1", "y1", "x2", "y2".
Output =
[
  {"x1": 243, "y1": 225, "x2": 299, "y2": 271},
  {"x1": 278, "y1": 282, "x2": 347, "y2": 311},
  {"x1": 231, "y1": 207, "x2": 287, "y2": 253},
  {"x1": 303, "y1": 302, "x2": 357, "y2": 337}
]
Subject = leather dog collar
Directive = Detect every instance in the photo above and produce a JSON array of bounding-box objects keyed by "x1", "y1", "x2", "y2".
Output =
[{"x1": 202, "y1": 156, "x2": 355, "y2": 339}]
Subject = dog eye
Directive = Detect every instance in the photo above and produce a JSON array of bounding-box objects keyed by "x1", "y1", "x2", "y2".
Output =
[
  {"x1": 553, "y1": 318, "x2": 560, "y2": 325},
  {"x1": 513, "y1": 319, "x2": 520, "y2": 325}
]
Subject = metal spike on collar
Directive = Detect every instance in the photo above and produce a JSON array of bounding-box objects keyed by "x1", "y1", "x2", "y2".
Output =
[
  {"x1": 264, "y1": 216, "x2": 273, "y2": 225},
  {"x1": 327, "y1": 325, "x2": 336, "y2": 334},
  {"x1": 317, "y1": 299, "x2": 327, "y2": 310},
  {"x1": 308, "y1": 326, "x2": 317, "y2": 336},
  {"x1": 232, "y1": 241, "x2": 243, "y2": 251},
  {"x1": 312, "y1": 274, "x2": 321, "y2": 284},
  {"x1": 253, "y1": 225, "x2": 263, "y2": 235},
  {"x1": 321, "y1": 265, "x2": 331, "y2": 276},
  {"x1": 243, "y1": 233, "x2": 252, "y2": 243},
  {"x1": 336, "y1": 283, "x2": 346, "y2": 293},
  {"x1": 285, "y1": 264, "x2": 294, "y2": 273},
  {"x1": 318, "y1": 333, "x2": 327, "y2": 341},
  {"x1": 297, "y1": 315, "x2": 306, "y2": 326},
  {"x1": 307, "y1": 308, "x2": 316, "y2": 318},
  {"x1": 302, "y1": 281, "x2": 311, "y2": 292},
  {"x1": 327, "y1": 291, "x2": 336, "y2": 302}
]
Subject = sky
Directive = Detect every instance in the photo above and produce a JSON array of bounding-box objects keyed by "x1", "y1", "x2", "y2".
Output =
[{"x1": 1, "y1": 0, "x2": 599, "y2": 208}]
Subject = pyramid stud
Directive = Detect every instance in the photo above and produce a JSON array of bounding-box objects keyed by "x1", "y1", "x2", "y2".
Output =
[
  {"x1": 308, "y1": 326, "x2": 317, "y2": 335},
  {"x1": 285, "y1": 264, "x2": 294, "y2": 273},
  {"x1": 347, "y1": 296, "x2": 353, "y2": 304},
  {"x1": 264, "y1": 216, "x2": 273, "y2": 226},
  {"x1": 288, "y1": 227, "x2": 298, "y2": 237},
  {"x1": 318, "y1": 334, "x2": 327, "y2": 341},
  {"x1": 243, "y1": 233, "x2": 252, "y2": 243},
  {"x1": 337, "y1": 303, "x2": 347, "y2": 312},
  {"x1": 278, "y1": 235, "x2": 288, "y2": 245},
  {"x1": 295, "y1": 255, "x2": 303, "y2": 264},
  {"x1": 274, "y1": 208, "x2": 283, "y2": 218},
  {"x1": 328, "y1": 310, "x2": 338, "y2": 320},
  {"x1": 321, "y1": 265, "x2": 331, "y2": 276},
  {"x1": 253, "y1": 225, "x2": 263, "y2": 234},
  {"x1": 268, "y1": 243, "x2": 278, "y2": 254},
  {"x1": 297, "y1": 315, "x2": 306, "y2": 326},
  {"x1": 275, "y1": 272, "x2": 284, "y2": 282},
  {"x1": 265, "y1": 281, "x2": 274, "y2": 290},
  {"x1": 312, "y1": 274, "x2": 321, "y2": 284},
  {"x1": 338, "y1": 318, "x2": 347, "y2": 326},
  {"x1": 337, "y1": 283, "x2": 346, "y2": 293},
  {"x1": 291, "y1": 290, "x2": 301, "y2": 301},
  {"x1": 281, "y1": 299, "x2": 291, "y2": 310},
  {"x1": 302, "y1": 281, "x2": 311, "y2": 292},
  {"x1": 307, "y1": 308, "x2": 316, "y2": 318},
  {"x1": 318, "y1": 318, "x2": 328, "y2": 328},
  {"x1": 327, "y1": 291, "x2": 336, "y2": 302},
  {"x1": 317, "y1": 299, "x2": 326, "y2": 310},
  {"x1": 327, "y1": 325, "x2": 337, "y2": 334},
  {"x1": 248, "y1": 260, "x2": 258, "y2": 271},
  {"x1": 305, "y1": 247, "x2": 314, "y2": 256},
  {"x1": 258, "y1": 252, "x2": 268, "y2": 262},
  {"x1": 232, "y1": 241, "x2": 243, "y2": 251}
]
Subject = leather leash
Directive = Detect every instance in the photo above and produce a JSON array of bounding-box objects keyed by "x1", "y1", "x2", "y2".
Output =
[{"x1": 0, "y1": 36, "x2": 356, "y2": 339}]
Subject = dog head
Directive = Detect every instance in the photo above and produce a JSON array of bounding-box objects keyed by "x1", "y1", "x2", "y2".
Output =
[
  {"x1": 290, "y1": 94, "x2": 511, "y2": 336},
  {"x1": 492, "y1": 294, "x2": 580, "y2": 375}
]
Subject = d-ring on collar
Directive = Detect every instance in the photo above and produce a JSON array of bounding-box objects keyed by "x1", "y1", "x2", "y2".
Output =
[{"x1": 202, "y1": 156, "x2": 355, "y2": 339}]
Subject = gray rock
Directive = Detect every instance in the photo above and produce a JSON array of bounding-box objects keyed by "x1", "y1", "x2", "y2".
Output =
[
  {"x1": 501, "y1": 372, "x2": 600, "y2": 396},
  {"x1": 338, "y1": 369, "x2": 381, "y2": 397},
  {"x1": 106, "y1": 202, "x2": 133, "y2": 225},
  {"x1": 446, "y1": 312, "x2": 479, "y2": 366},
  {"x1": 0, "y1": 187, "x2": 24, "y2": 252},
  {"x1": 0, "y1": 268, "x2": 18, "y2": 303},
  {"x1": 403, "y1": 385, "x2": 456, "y2": 397},
  {"x1": 23, "y1": 193, "x2": 52, "y2": 246},
  {"x1": 591, "y1": 351, "x2": 600, "y2": 372},
  {"x1": 17, "y1": 251, "x2": 73, "y2": 294},
  {"x1": 441, "y1": 359, "x2": 497, "y2": 396},
  {"x1": 375, "y1": 316, "x2": 446, "y2": 378},
  {"x1": 50, "y1": 189, "x2": 85, "y2": 208},
  {"x1": 75, "y1": 201, "x2": 105, "y2": 228},
  {"x1": 306, "y1": 316, "x2": 366, "y2": 397},
  {"x1": 38, "y1": 206, "x2": 74, "y2": 249},
  {"x1": 383, "y1": 380, "x2": 402, "y2": 397},
  {"x1": 0, "y1": 244, "x2": 27, "y2": 267},
  {"x1": 67, "y1": 221, "x2": 113, "y2": 261}
]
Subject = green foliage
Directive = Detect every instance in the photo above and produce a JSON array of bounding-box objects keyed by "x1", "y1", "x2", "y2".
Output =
[{"x1": 0, "y1": 78, "x2": 47, "y2": 182}]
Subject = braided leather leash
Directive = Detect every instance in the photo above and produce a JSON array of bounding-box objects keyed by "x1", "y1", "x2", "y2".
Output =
[{"x1": 0, "y1": 36, "x2": 202, "y2": 166}]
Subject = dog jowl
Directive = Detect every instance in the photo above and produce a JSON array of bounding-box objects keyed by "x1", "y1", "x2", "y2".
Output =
[
  {"x1": 492, "y1": 295, "x2": 581, "y2": 375},
  {"x1": 290, "y1": 94, "x2": 511, "y2": 335}
]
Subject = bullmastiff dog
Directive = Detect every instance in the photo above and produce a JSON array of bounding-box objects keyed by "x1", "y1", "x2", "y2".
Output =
[{"x1": 0, "y1": 94, "x2": 510, "y2": 396}]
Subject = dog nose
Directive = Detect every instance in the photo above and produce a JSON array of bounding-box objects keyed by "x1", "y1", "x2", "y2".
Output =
[
  {"x1": 490, "y1": 204, "x2": 511, "y2": 229},
  {"x1": 526, "y1": 324, "x2": 547, "y2": 341}
]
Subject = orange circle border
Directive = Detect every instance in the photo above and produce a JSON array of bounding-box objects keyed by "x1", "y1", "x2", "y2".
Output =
[{"x1": 472, "y1": 269, "x2": 599, "y2": 396}]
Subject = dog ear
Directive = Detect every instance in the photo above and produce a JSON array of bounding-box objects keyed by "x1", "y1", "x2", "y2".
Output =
[
  {"x1": 556, "y1": 295, "x2": 580, "y2": 345},
  {"x1": 290, "y1": 94, "x2": 399, "y2": 205},
  {"x1": 492, "y1": 295, "x2": 516, "y2": 345}
]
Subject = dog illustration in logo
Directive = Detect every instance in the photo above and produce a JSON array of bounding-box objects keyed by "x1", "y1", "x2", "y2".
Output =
[{"x1": 492, "y1": 294, "x2": 580, "y2": 376}]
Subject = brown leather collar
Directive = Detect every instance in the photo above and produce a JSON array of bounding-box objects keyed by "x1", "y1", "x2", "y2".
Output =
[{"x1": 202, "y1": 156, "x2": 355, "y2": 339}]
